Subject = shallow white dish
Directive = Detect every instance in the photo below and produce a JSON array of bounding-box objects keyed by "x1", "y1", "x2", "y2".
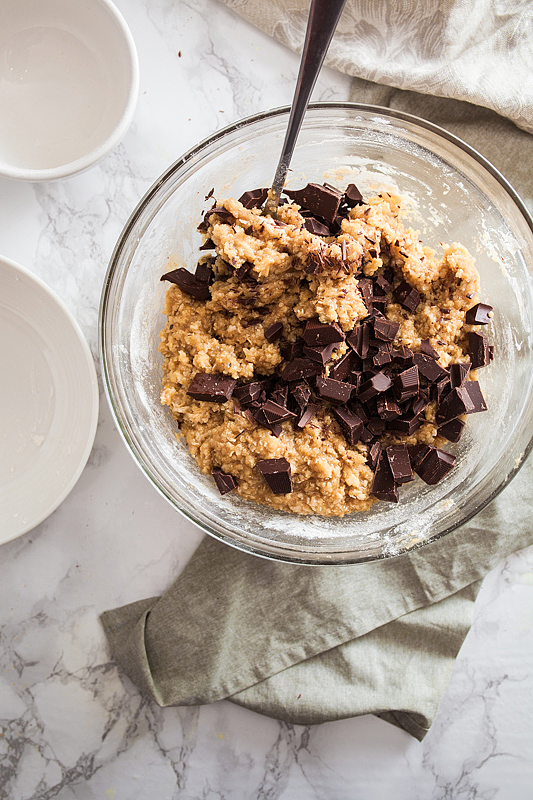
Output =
[
  {"x1": 0, "y1": 256, "x2": 99, "y2": 543},
  {"x1": 0, "y1": 0, "x2": 139, "y2": 181}
]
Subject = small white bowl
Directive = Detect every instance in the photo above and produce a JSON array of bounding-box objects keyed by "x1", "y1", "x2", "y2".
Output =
[{"x1": 0, "y1": 0, "x2": 139, "y2": 181}]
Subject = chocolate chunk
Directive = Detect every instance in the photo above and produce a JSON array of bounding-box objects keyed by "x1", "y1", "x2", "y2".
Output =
[
  {"x1": 368, "y1": 442, "x2": 382, "y2": 470},
  {"x1": 386, "y1": 411, "x2": 424, "y2": 435},
  {"x1": 315, "y1": 376, "x2": 354, "y2": 404},
  {"x1": 435, "y1": 385, "x2": 475, "y2": 423},
  {"x1": 386, "y1": 445, "x2": 413, "y2": 484},
  {"x1": 286, "y1": 182, "x2": 342, "y2": 222},
  {"x1": 393, "y1": 366, "x2": 419, "y2": 402},
  {"x1": 270, "y1": 385, "x2": 289, "y2": 408},
  {"x1": 343, "y1": 183, "x2": 364, "y2": 207},
  {"x1": 463, "y1": 380, "x2": 488, "y2": 413},
  {"x1": 160, "y1": 268, "x2": 210, "y2": 301},
  {"x1": 371, "y1": 450, "x2": 399, "y2": 503},
  {"x1": 235, "y1": 261, "x2": 254, "y2": 282},
  {"x1": 465, "y1": 302, "x2": 493, "y2": 325},
  {"x1": 233, "y1": 380, "x2": 269, "y2": 405},
  {"x1": 415, "y1": 447, "x2": 456, "y2": 485},
  {"x1": 303, "y1": 342, "x2": 337, "y2": 365},
  {"x1": 358, "y1": 278, "x2": 374, "y2": 312},
  {"x1": 262, "y1": 400, "x2": 297, "y2": 424},
  {"x1": 264, "y1": 322, "x2": 283, "y2": 342},
  {"x1": 195, "y1": 261, "x2": 214, "y2": 284},
  {"x1": 373, "y1": 275, "x2": 391, "y2": 295},
  {"x1": 413, "y1": 353, "x2": 448, "y2": 383},
  {"x1": 419, "y1": 339, "x2": 439, "y2": 360},
  {"x1": 187, "y1": 373, "x2": 236, "y2": 403},
  {"x1": 199, "y1": 238, "x2": 216, "y2": 251},
  {"x1": 373, "y1": 344, "x2": 392, "y2": 367},
  {"x1": 408, "y1": 444, "x2": 432, "y2": 470},
  {"x1": 204, "y1": 206, "x2": 234, "y2": 224},
  {"x1": 358, "y1": 372, "x2": 393, "y2": 402},
  {"x1": 283, "y1": 340, "x2": 305, "y2": 361},
  {"x1": 347, "y1": 324, "x2": 370, "y2": 359},
  {"x1": 281, "y1": 357, "x2": 324, "y2": 382},
  {"x1": 211, "y1": 467, "x2": 237, "y2": 495},
  {"x1": 449, "y1": 361, "x2": 471, "y2": 388},
  {"x1": 328, "y1": 351, "x2": 355, "y2": 382},
  {"x1": 256, "y1": 457, "x2": 292, "y2": 494},
  {"x1": 238, "y1": 188, "x2": 268, "y2": 209},
  {"x1": 392, "y1": 345, "x2": 414, "y2": 364},
  {"x1": 303, "y1": 217, "x2": 331, "y2": 236},
  {"x1": 394, "y1": 281, "x2": 421, "y2": 312},
  {"x1": 252, "y1": 406, "x2": 282, "y2": 437},
  {"x1": 437, "y1": 417, "x2": 465, "y2": 443},
  {"x1": 332, "y1": 407, "x2": 364, "y2": 445},
  {"x1": 302, "y1": 319, "x2": 345, "y2": 346},
  {"x1": 373, "y1": 318, "x2": 400, "y2": 342},
  {"x1": 468, "y1": 332, "x2": 491, "y2": 368},
  {"x1": 367, "y1": 417, "x2": 385, "y2": 436},
  {"x1": 377, "y1": 396, "x2": 401, "y2": 420},
  {"x1": 297, "y1": 402, "x2": 320, "y2": 428},
  {"x1": 291, "y1": 382, "x2": 312, "y2": 410}
]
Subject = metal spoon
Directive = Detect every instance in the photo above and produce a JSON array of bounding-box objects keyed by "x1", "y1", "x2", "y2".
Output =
[{"x1": 263, "y1": 0, "x2": 348, "y2": 217}]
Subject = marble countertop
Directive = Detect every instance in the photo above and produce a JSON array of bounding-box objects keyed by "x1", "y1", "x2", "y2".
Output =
[{"x1": 1, "y1": 1, "x2": 532, "y2": 797}]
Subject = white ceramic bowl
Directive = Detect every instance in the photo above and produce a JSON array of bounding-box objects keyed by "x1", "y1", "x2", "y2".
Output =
[{"x1": 0, "y1": 0, "x2": 139, "y2": 181}]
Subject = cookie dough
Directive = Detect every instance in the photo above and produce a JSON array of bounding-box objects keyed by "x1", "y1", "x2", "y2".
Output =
[{"x1": 159, "y1": 188, "x2": 486, "y2": 516}]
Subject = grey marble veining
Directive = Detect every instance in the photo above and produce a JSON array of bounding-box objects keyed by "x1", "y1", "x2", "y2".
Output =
[{"x1": 0, "y1": 1, "x2": 532, "y2": 798}]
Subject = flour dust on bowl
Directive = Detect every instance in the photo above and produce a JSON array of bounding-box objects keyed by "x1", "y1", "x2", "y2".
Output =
[{"x1": 99, "y1": 104, "x2": 533, "y2": 564}]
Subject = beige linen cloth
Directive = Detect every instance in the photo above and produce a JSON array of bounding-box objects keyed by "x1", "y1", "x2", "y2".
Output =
[{"x1": 101, "y1": 0, "x2": 533, "y2": 740}]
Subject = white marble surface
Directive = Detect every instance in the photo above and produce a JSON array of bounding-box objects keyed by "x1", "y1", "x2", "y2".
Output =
[{"x1": 1, "y1": 1, "x2": 533, "y2": 797}]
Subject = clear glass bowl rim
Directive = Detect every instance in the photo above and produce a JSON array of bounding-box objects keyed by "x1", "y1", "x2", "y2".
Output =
[{"x1": 99, "y1": 101, "x2": 533, "y2": 565}]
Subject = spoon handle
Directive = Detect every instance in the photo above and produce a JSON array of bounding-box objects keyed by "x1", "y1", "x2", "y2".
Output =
[{"x1": 263, "y1": 0, "x2": 347, "y2": 216}]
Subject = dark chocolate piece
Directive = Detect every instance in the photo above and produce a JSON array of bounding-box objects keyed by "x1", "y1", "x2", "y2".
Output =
[
  {"x1": 358, "y1": 278, "x2": 374, "y2": 312},
  {"x1": 303, "y1": 342, "x2": 337, "y2": 366},
  {"x1": 358, "y1": 372, "x2": 393, "y2": 402},
  {"x1": 328, "y1": 351, "x2": 356, "y2": 382},
  {"x1": 368, "y1": 442, "x2": 382, "y2": 470},
  {"x1": 468, "y1": 332, "x2": 491, "y2": 368},
  {"x1": 449, "y1": 361, "x2": 471, "y2": 388},
  {"x1": 262, "y1": 400, "x2": 297, "y2": 424},
  {"x1": 195, "y1": 261, "x2": 214, "y2": 284},
  {"x1": 256, "y1": 457, "x2": 292, "y2": 494},
  {"x1": 315, "y1": 376, "x2": 354, "y2": 404},
  {"x1": 373, "y1": 275, "x2": 391, "y2": 295},
  {"x1": 371, "y1": 450, "x2": 399, "y2": 503},
  {"x1": 437, "y1": 417, "x2": 465, "y2": 443},
  {"x1": 160, "y1": 268, "x2": 210, "y2": 301},
  {"x1": 270, "y1": 385, "x2": 289, "y2": 408},
  {"x1": 332, "y1": 407, "x2": 364, "y2": 445},
  {"x1": 415, "y1": 447, "x2": 456, "y2": 485},
  {"x1": 297, "y1": 402, "x2": 319, "y2": 428},
  {"x1": 436, "y1": 385, "x2": 475, "y2": 423},
  {"x1": 392, "y1": 345, "x2": 414, "y2": 364},
  {"x1": 373, "y1": 344, "x2": 392, "y2": 367},
  {"x1": 205, "y1": 206, "x2": 234, "y2": 224},
  {"x1": 303, "y1": 217, "x2": 331, "y2": 236},
  {"x1": 408, "y1": 444, "x2": 432, "y2": 470},
  {"x1": 286, "y1": 182, "x2": 342, "y2": 222},
  {"x1": 386, "y1": 412, "x2": 424, "y2": 435},
  {"x1": 211, "y1": 467, "x2": 237, "y2": 495},
  {"x1": 291, "y1": 382, "x2": 312, "y2": 410},
  {"x1": 393, "y1": 366, "x2": 419, "y2": 402},
  {"x1": 199, "y1": 238, "x2": 216, "y2": 251},
  {"x1": 394, "y1": 281, "x2": 421, "y2": 312},
  {"x1": 463, "y1": 380, "x2": 487, "y2": 413},
  {"x1": 235, "y1": 261, "x2": 254, "y2": 282},
  {"x1": 386, "y1": 445, "x2": 413, "y2": 484},
  {"x1": 302, "y1": 319, "x2": 345, "y2": 346},
  {"x1": 187, "y1": 373, "x2": 236, "y2": 403},
  {"x1": 377, "y1": 396, "x2": 401, "y2": 420},
  {"x1": 233, "y1": 380, "x2": 269, "y2": 406},
  {"x1": 264, "y1": 322, "x2": 283, "y2": 343},
  {"x1": 343, "y1": 183, "x2": 364, "y2": 207},
  {"x1": 281, "y1": 358, "x2": 324, "y2": 382},
  {"x1": 419, "y1": 339, "x2": 439, "y2": 360},
  {"x1": 465, "y1": 302, "x2": 493, "y2": 325},
  {"x1": 347, "y1": 324, "x2": 370, "y2": 359},
  {"x1": 238, "y1": 188, "x2": 268, "y2": 209},
  {"x1": 373, "y1": 318, "x2": 400, "y2": 342},
  {"x1": 413, "y1": 353, "x2": 447, "y2": 383}
]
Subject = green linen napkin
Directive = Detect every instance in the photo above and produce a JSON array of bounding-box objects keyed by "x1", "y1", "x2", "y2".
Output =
[
  {"x1": 102, "y1": 65, "x2": 533, "y2": 740},
  {"x1": 102, "y1": 451, "x2": 533, "y2": 740}
]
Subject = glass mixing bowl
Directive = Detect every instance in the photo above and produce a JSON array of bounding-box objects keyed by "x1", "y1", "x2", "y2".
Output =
[{"x1": 100, "y1": 103, "x2": 533, "y2": 564}]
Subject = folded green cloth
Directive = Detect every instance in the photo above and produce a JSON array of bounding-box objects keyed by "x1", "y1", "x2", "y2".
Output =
[
  {"x1": 102, "y1": 81, "x2": 533, "y2": 741},
  {"x1": 102, "y1": 447, "x2": 533, "y2": 741}
]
